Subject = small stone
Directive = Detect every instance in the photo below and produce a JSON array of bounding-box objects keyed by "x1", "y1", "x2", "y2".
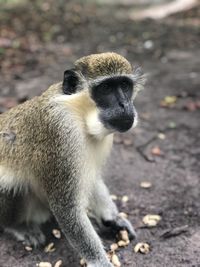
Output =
[{"x1": 143, "y1": 40, "x2": 154, "y2": 50}]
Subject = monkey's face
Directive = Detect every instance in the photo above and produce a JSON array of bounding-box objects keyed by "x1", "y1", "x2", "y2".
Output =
[{"x1": 90, "y1": 76, "x2": 137, "y2": 133}]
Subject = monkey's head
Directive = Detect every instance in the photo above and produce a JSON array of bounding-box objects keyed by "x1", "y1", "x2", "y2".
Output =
[{"x1": 62, "y1": 52, "x2": 145, "y2": 135}]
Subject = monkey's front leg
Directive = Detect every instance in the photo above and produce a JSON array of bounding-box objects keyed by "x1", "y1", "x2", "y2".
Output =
[
  {"x1": 90, "y1": 179, "x2": 136, "y2": 240},
  {"x1": 46, "y1": 183, "x2": 113, "y2": 267}
]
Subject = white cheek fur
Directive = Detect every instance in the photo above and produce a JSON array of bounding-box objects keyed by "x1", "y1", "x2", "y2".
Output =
[{"x1": 86, "y1": 110, "x2": 112, "y2": 139}]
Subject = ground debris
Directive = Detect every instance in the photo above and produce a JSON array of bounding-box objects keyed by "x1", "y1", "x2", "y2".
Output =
[
  {"x1": 160, "y1": 95, "x2": 177, "y2": 107},
  {"x1": 111, "y1": 194, "x2": 118, "y2": 201},
  {"x1": 54, "y1": 260, "x2": 62, "y2": 267},
  {"x1": 52, "y1": 229, "x2": 61, "y2": 239},
  {"x1": 151, "y1": 146, "x2": 163, "y2": 156},
  {"x1": 80, "y1": 258, "x2": 87, "y2": 266},
  {"x1": 118, "y1": 212, "x2": 128, "y2": 219},
  {"x1": 111, "y1": 254, "x2": 121, "y2": 267},
  {"x1": 44, "y1": 242, "x2": 55, "y2": 253},
  {"x1": 142, "y1": 214, "x2": 162, "y2": 227},
  {"x1": 110, "y1": 243, "x2": 119, "y2": 251},
  {"x1": 140, "y1": 181, "x2": 152, "y2": 188},
  {"x1": 134, "y1": 242, "x2": 150, "y2": 254},
  {"x1": 160, "y1": 225, "x2": 189, "y2": 239},
  {"x1": 36, "y1": 262, "x2": 52, "y2": 267},
  {"x1": 121, "y1": 195, "x2": 129, "y2": 203}
]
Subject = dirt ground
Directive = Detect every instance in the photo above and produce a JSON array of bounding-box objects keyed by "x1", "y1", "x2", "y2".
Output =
[{"x1": 0, "y1": 1, "x2": 200, "y2": 267}]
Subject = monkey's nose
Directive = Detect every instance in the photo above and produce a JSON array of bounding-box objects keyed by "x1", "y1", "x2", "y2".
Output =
[{"x1": 110, "y1": 116, "x2": 134, "y2": 132}]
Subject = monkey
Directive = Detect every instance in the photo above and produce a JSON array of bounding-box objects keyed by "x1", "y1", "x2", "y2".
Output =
[{"x1": 0, "y1": 52, "x2": 144, "y2": 267}]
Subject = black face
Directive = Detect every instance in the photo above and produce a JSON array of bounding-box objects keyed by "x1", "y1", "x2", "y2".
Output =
[{"x1": 91, "y1": 76, "x2": 135, "y2": 132}]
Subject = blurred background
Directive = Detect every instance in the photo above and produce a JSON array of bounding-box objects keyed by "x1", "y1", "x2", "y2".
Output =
[{"x1": 0, "y1": 0, "x2": 200, "y2": 267}]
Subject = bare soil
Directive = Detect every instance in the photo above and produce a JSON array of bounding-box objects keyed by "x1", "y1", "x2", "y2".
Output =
[{"x1": 0, "y1": 1, "x2": 200, "y2": 266}]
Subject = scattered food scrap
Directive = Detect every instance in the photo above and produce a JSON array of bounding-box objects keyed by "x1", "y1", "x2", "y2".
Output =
[
  {"x1": 80, "y1": 258, "x2": 87, "y2": 266},
  {"x1": 111, "y1": 194, "x2": 118, "y2": 201},
  {"x1": 25, "y1": 246, "x2": 32, "y2": 251},
  {"x1": 110, "y1": 243, "x2": 119, "y2": 251},
  {"x1": 44, "y1": 242, "x2": 55, "y2": 253},
  {"x1": 134, "y1": 242, "x2": 150, "y2": 254},
  {"x1": 157, "y1": 133, "x2": 166, "y2": 140},
  {"x1": 121, "y1": 195, "x2": 129, "y2": 203},
  {"x1": 140, "y1": 181, "x2": 152, "y2": 188},
  {"x1": 54, "y1": 260, "x2": 62, "y2": 267},
  {"x1": 111, "y1": 254, "x2": 121, "y2": 267},
  {"x1": 52, "y1": 229, "x2": 61, "y2": 239},
  {"x1": 143, "y1": 214, "x2": 162, "y2": 227},
  {"x1": 36, "y1": 262, "x2": 52, "y2": 267},
  {"x1": 160, "y1": 96, "x2": 177, "y2": 107},
  {"x1": 118, "y1": 212, "x2": 128, "y2": 219},
  {"x1": 151, "y1": 146, "x2": 163, "y2": 156}
]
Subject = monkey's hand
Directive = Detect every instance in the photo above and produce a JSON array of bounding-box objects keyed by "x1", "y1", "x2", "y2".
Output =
[
  {"x1": 102, "y1": 215, "x2": 136, "y2": 240},
  {"x1": 90, "y1": 179, "x2": 136, "y2": 240}
]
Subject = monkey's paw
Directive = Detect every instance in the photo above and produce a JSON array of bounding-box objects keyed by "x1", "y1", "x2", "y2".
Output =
[
  {"x1": 102, "y1": 216, "x2": 136, "y2": 240},
  {"x1": 5, "y1": 224, "x2": 46, "y2": 248}
]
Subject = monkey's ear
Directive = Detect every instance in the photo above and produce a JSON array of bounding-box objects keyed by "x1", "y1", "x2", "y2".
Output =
[{"x1": 63, "y1": 69, "x2": 80, "y2": 95}]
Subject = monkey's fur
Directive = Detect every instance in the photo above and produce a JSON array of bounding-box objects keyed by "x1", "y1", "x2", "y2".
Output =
[{"x1": 0, "y1": 52, "x2": 144, "y2": 267}]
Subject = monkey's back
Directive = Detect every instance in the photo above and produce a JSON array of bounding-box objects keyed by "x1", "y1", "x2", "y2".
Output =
[{"x1": 0, "y1": 84, "x2": 83, "y2": 193}]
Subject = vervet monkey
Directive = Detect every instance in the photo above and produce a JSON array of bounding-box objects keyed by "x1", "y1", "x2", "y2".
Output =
[{"x1": 0, "y1": 52, "x2": 144, "y2": 267}]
